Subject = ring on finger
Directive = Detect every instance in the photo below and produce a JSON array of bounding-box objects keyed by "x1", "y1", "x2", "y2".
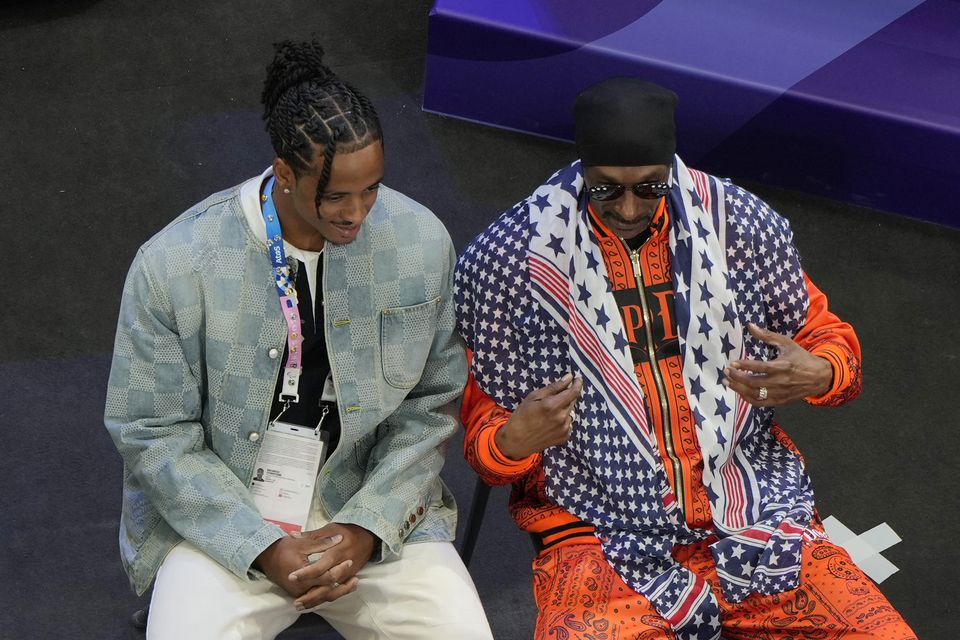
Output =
[
  {"x1": 757, "y1": 386, "x2": 768, "y2": 401},
  {"x1": 331, "y1": 581, "x2": 340, "y2": 588}
]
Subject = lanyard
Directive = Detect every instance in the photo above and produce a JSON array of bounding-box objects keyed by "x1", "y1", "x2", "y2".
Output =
[{"x1": 261, "y1": 175, "x2": 304, "y2": 404}]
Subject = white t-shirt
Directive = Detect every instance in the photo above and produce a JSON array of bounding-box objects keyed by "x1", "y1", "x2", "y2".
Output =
[{"x1": 239, "y1": 167, "x2": 323, "y2": 305}]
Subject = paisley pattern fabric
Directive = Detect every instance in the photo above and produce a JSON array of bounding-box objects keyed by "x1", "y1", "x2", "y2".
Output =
[{"x1": 532, "y1": 539, "x2": 916, "y2": 640}]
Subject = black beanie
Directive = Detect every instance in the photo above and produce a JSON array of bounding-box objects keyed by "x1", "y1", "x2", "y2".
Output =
[{"x1": 574, "y1": 77, "x2": 678, "y2": 167}]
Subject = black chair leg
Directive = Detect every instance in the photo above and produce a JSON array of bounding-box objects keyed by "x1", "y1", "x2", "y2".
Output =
[
  {"x1": 131, "y1": 605, "x2": 149, "y2": 630},
  {"x1": 459, "y1": 480, "x2": 492, "y2": 567}
]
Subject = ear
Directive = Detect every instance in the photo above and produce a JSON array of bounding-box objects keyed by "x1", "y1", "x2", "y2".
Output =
[{"x1": 272, "y1": 158, "x2": 295, "y2": 191}]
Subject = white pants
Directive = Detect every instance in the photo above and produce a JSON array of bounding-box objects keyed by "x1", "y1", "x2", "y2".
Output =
[{"x1": 147, "y1": 539, "x2": 494, "y2": 640}]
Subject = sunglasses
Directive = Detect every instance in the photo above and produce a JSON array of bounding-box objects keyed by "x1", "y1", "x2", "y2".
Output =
[{"x1": 587, "y1": 180, "x2": 670, "y2": 202}]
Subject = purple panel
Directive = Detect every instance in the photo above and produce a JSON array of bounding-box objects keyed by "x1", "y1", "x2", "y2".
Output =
[
  {"x1": 589, "y1": 0, "x2": 926, "y2": 158},
  {"x1": 424, "y1": 0, "x2": 960, "y2": 226},
  {"x1": 428, "y1": 0, "x2": 924, "y2": 146},
  {"x1": 792, "y1": 0, "x2": 960, "y2": 134},
  {"x1": 701, "y1": 0, "x2": 960, "y2": 226},
  {"x1": 425, "y1": 24, "x2": 782, "y2": 154},
  {"x1": 596, "y1": 0, "x2": 924, "y2": 88},
  {"x1": 429, "y1": 0, "x2": 662, "y2": 60}
]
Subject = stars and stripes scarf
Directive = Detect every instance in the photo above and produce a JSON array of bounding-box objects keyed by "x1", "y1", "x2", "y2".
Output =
[{"x1": 455, "y1": 157, "x2": 818, "y2": 638}]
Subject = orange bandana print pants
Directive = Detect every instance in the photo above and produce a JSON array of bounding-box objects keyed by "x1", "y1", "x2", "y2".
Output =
[{"x1": 532, "y1": 539, "x2": 915, "y2": 639}]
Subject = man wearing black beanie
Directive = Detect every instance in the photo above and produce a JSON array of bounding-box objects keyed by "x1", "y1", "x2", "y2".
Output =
[{"x1": 455, "y1": 77, "x2": 914, "y2": 640}]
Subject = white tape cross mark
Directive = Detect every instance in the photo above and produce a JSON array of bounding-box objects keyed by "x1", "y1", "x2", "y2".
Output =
[{"x1": 821, "y1": 515, "x2": 901, "y2": 584}]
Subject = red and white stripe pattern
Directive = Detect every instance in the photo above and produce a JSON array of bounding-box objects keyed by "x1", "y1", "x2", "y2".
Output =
[{"x1": 528, "y1": 254, "x2": 657, "y2": 465}]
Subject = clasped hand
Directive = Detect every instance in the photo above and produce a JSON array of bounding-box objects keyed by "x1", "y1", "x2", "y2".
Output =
[
  {"x1": 723, "y1": 323, "x2": 832, "y2": 407},
  {"x1": 254, "y1": 522, "x2": 376, "y2": 610}
]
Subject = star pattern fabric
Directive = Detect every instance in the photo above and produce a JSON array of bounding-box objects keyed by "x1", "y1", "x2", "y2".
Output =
[
  {"x1": 455, "y1": 157, "x2": 815, "y2": 638},
  {"x1": 672, "y1": 160, "x2": 816, "y2": 603}
]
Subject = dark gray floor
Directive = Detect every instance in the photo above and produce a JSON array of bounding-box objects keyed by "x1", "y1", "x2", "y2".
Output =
[{"x1": 1, "y1": 1, "x2": 957, "y2": 638}]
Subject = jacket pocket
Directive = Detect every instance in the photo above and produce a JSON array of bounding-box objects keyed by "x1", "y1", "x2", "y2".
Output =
[{"x1": 380, "y1": 296, "x2": 441, "y2": 389}]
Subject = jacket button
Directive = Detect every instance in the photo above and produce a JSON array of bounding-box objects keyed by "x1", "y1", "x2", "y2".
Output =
[
  {"x1": 248, "y1": 432, "x2": 260, "y2": 442},
  {"x1": 268, "y1": 348, "x2": 280, "y2": 359},
  {"x1": 408, "y1": 514, "x2": 417, "y2": 524},
  {"x1": 417, "y1": 507, "x2": 424, "y2": 516}
]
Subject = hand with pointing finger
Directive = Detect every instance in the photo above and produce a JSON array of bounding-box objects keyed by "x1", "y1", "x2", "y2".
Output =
[
  {"x1": 723, "y1": 323, "x2": 833, "y2": 407},
  {"x1": 495, "y1": 373, "x2": 583, "y2": 460}
]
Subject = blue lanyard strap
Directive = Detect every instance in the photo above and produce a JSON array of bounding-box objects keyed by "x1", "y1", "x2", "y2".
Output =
[{"x1": 261, "y1": 176, "x2": 304, "y2": 403}]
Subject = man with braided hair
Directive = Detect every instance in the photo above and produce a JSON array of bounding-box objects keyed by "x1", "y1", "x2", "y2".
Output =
[
  {"x1": 455, "y1": 77, "x2": 914, "y2": 639},
  {"x1": 105, "y1": 41, "x2": 493, "y2": 639}
]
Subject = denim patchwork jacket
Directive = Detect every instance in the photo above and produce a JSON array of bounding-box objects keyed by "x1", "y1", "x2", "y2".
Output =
[{"x1": 104, "y1": 174, "x2": 466, "y2": 595}]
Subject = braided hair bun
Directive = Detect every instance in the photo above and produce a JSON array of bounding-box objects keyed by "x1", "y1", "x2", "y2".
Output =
[{"x1": 261, "y1": 40, "x2": 334, "y2": 120}]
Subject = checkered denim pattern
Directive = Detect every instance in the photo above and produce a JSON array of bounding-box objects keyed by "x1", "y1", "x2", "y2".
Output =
[{"x1": 105, "y1": 184, "x2": 465, "y2": 595}]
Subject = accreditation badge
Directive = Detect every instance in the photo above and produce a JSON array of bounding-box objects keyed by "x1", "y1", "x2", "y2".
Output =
[{"x1": 249, "y1": 421, "x2": 328, "y2": 534}]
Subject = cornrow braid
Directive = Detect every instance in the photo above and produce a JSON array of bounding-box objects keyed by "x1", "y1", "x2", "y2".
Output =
[
  {"x1": 315, "y1": 140, "x2": 338, "y2": 211},
  {"x1": 261, "y1": 40, "x2": 382, "y2": 213}
]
